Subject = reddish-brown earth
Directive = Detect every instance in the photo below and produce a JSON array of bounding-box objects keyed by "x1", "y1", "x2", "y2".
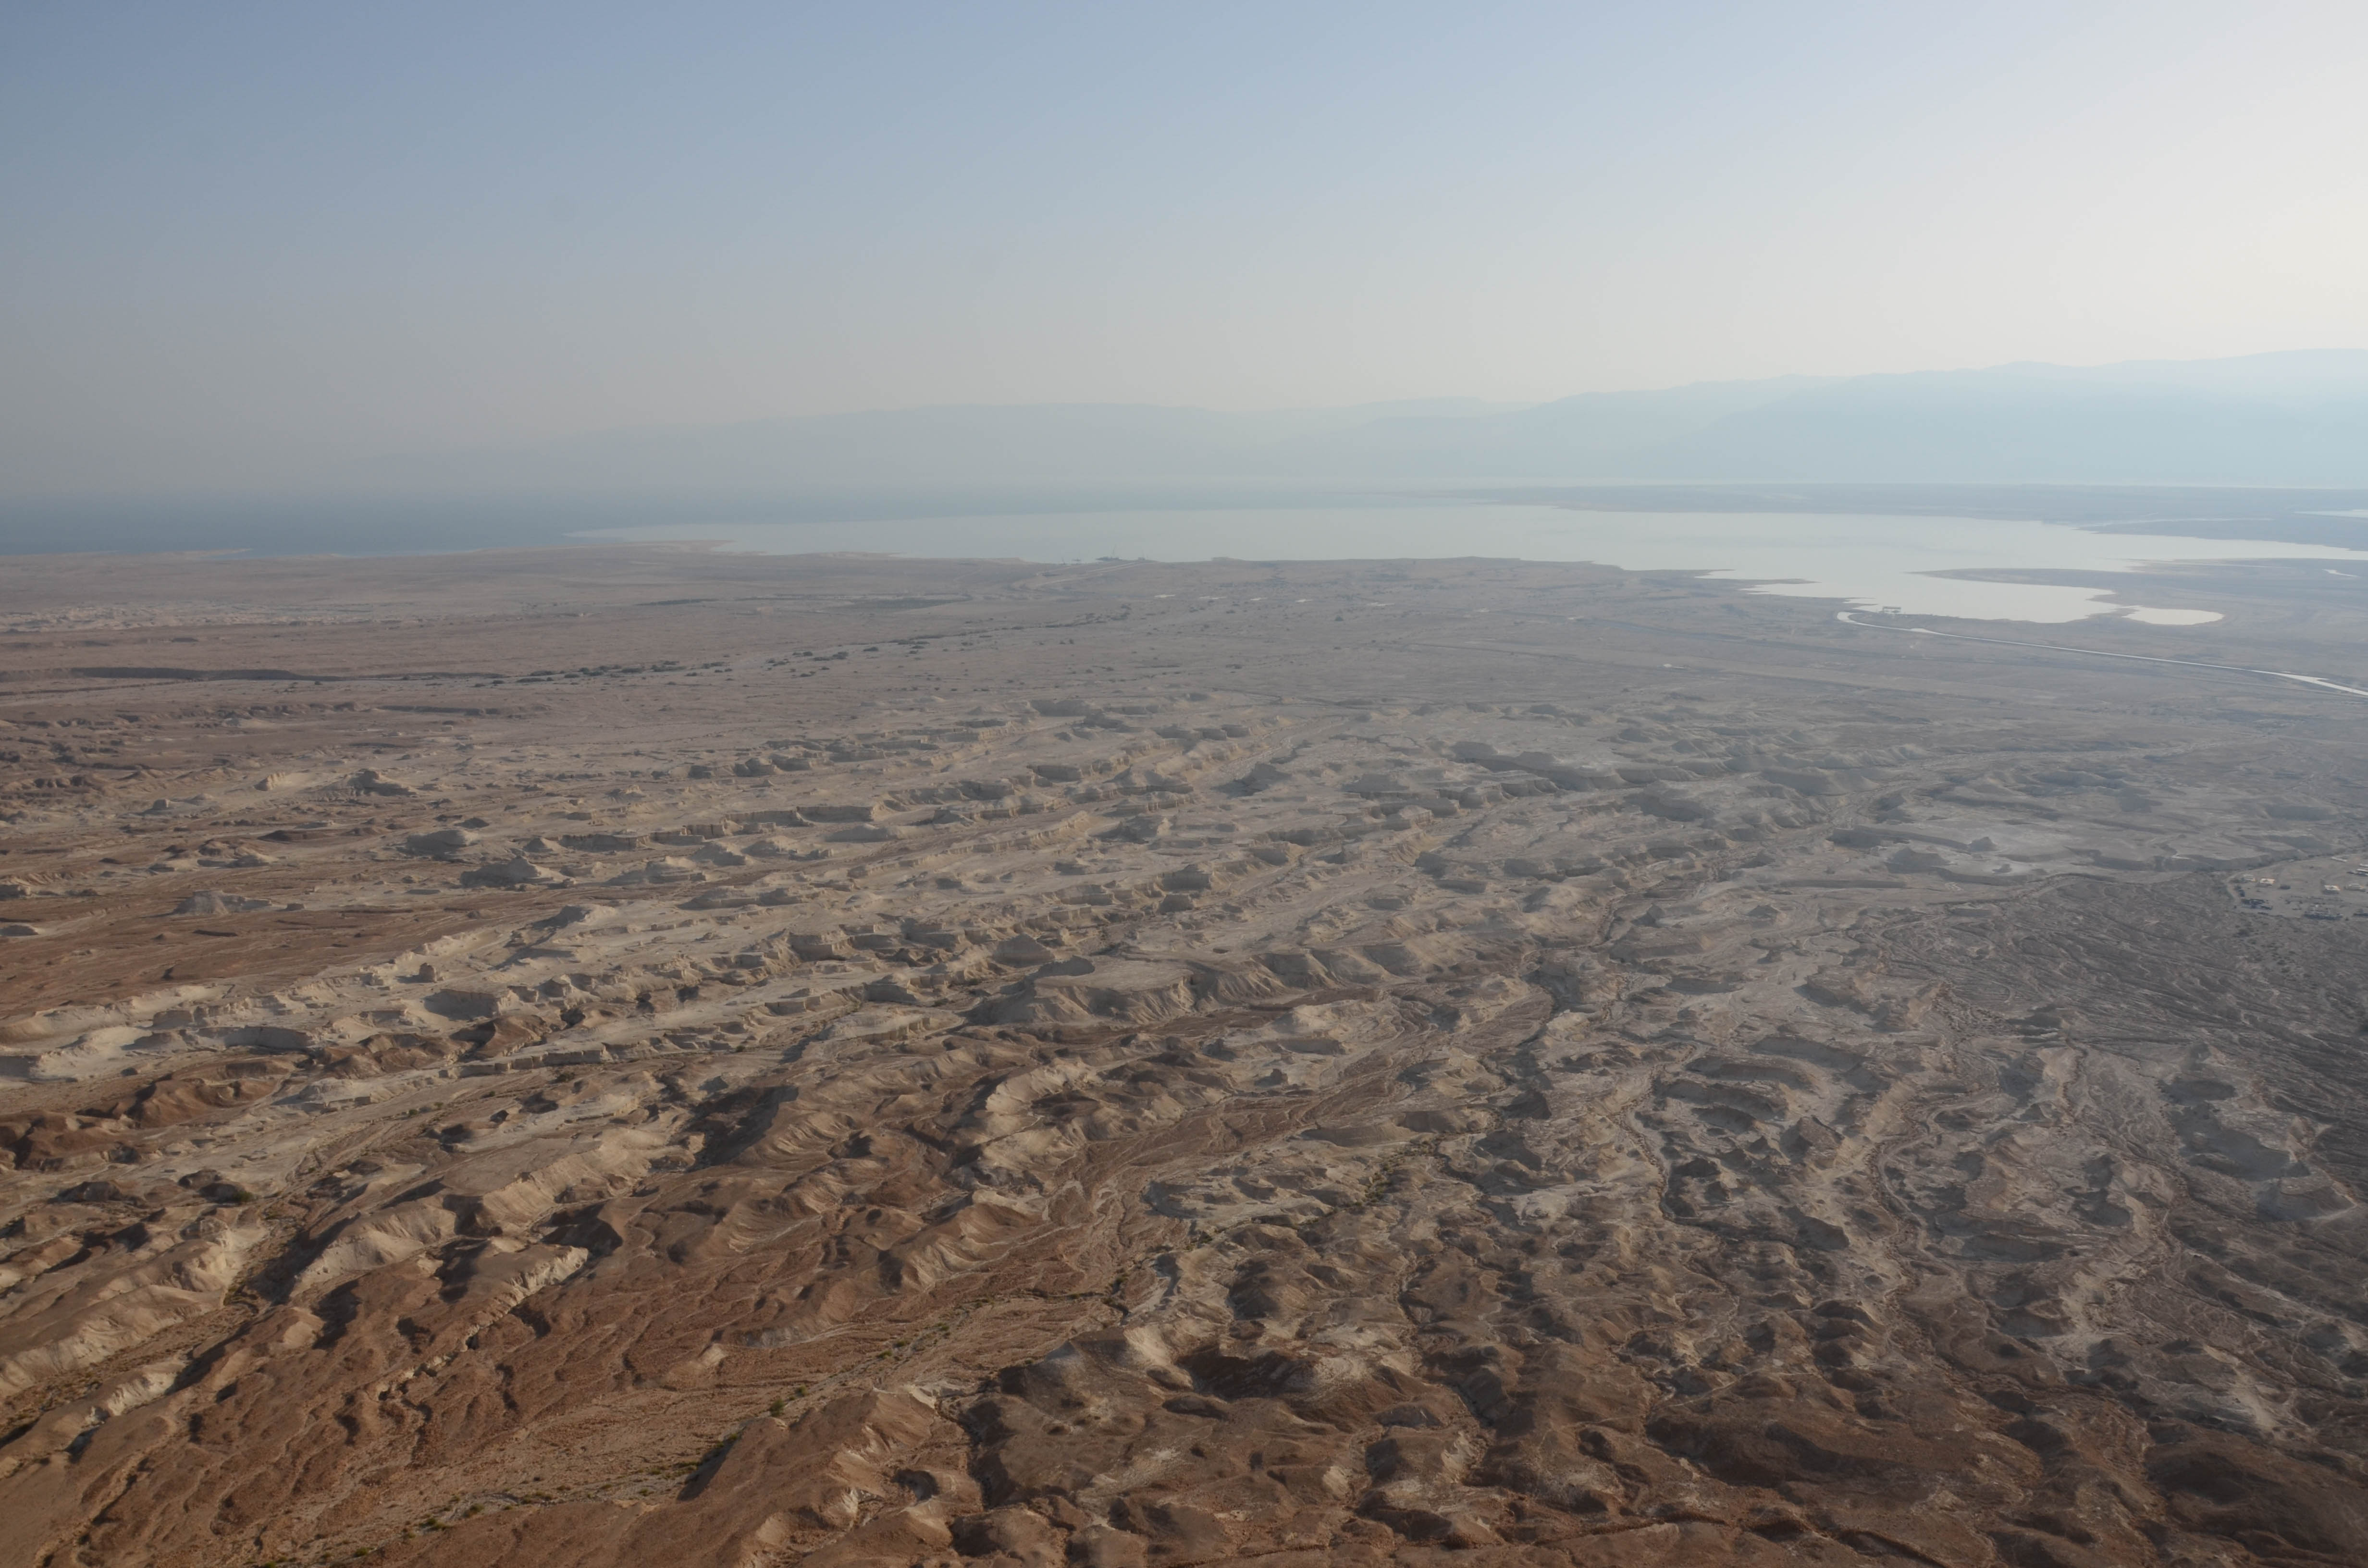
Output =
[{"x1": 2, "y1": 545, "x2": 2366, "y2": 1567}]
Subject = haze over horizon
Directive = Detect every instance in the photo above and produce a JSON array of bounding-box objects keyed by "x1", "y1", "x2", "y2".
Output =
[
  {"x1": 16, "y1": 12, "x2": 2368, "y2": 1565},
  {"x1": 6, "y1": 2, "x2": 2368, "y2": 501}
]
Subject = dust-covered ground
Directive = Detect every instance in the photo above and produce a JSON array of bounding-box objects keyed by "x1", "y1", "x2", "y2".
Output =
[{"x1": 2, "y1": 544, "x2": 2366, "y2": 1568}]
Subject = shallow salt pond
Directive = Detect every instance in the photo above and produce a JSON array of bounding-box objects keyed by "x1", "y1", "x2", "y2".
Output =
[{"x1": 586, "y1": 504, "x2": 2368, "y2": 626}]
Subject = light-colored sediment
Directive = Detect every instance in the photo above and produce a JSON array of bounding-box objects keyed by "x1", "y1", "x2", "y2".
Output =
[{"x1": 1, "y1": 546, "x2": 2366, "y2": 1566}]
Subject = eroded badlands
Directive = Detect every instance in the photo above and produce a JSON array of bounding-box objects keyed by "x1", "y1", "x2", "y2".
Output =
[{"x1": 2, "y1": 546, "x2": 2367, "y2": 1568}]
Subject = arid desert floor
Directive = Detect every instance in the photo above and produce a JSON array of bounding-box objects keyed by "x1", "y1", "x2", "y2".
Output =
[{"x1": 3, "y1": 544, "x2": 2367, "y2": 1568}]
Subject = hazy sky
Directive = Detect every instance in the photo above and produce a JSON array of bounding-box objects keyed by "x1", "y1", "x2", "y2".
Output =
[{"x1": 5, "y1": 1, "x2": 2366, "y2": 495}]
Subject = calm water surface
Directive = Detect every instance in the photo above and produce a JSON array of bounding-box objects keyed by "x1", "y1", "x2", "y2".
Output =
[{"x1": 587, "y1": 504, "x2": 2368, "y2": 625}]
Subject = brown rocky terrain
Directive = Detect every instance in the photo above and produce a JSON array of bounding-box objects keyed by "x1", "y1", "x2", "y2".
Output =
[{"x1": 2, "y1": 544, "x2": 2366, "y2": 1568}]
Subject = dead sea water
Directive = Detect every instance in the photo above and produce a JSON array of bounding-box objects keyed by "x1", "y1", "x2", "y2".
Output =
[{"x1": 587, "y1": 502, "x2": 2368, "y2": 625}]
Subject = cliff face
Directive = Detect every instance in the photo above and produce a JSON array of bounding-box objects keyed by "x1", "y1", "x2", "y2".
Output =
[{"x1": 2, "y1": 546, "x2": 2366, "y2": 1567}]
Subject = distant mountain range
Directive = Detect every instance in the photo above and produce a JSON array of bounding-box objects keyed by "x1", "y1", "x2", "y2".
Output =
[{"x1": 390, "y1": 350, "x2": 2368, "y2": 491}]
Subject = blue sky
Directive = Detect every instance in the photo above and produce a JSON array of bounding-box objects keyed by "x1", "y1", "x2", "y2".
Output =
[{"x1": 4, "y1": 1, "x2": 2364, "y2": 494}]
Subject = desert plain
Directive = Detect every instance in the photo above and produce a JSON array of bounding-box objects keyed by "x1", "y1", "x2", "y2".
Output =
[{"x1": 1, "y1": 540, "x2": 2366, "y2": 1568}]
